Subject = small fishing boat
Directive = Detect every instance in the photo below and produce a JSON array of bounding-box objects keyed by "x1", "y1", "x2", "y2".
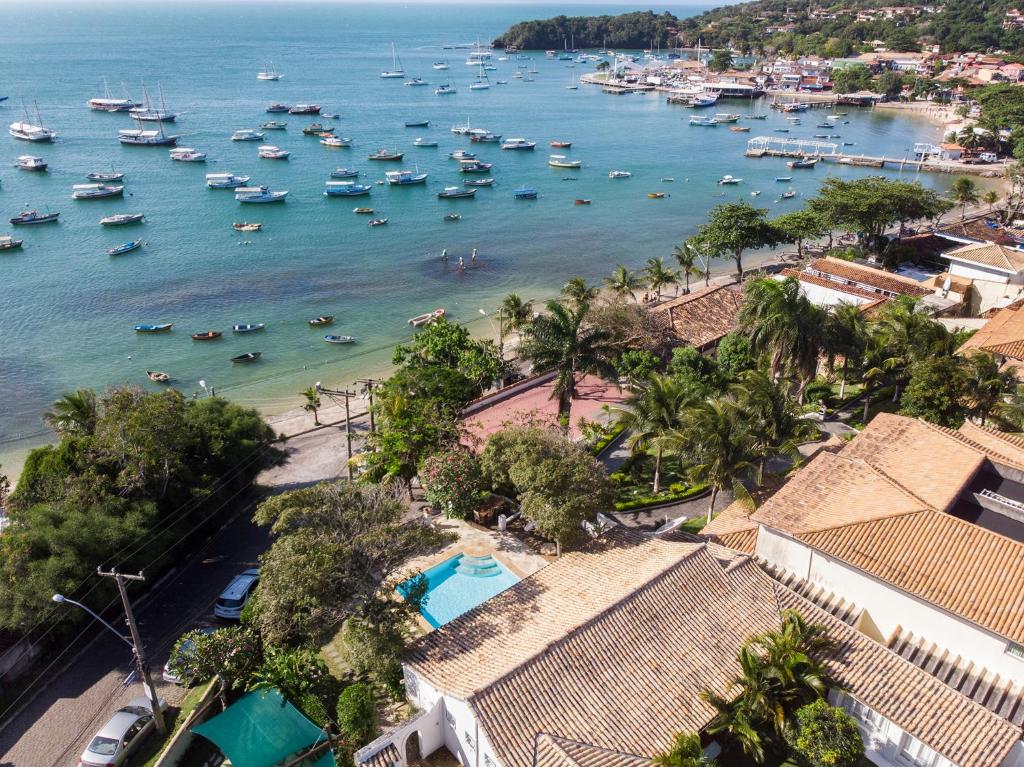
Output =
[
  {"x1": 235, "y1": 186, "x2": 288, "y2": 203},
  {"x1": 574, "y1": 199, "x2": 591, "y2": 205},
  {"x1": 191, "y1": 330, "x2": 222, "y2": 341},
  {"x1": 463, "y1": 178, "x2": 493, "y2": 187},
  {"x1": 459, "y1": 160, "x2": 493, "y2": 173},
  {"x1": 258, "y1": 145, "x2": 290, "y2": 159},
  {"x1": 324, "y1": 335, "x2": 357, "y2": 344},
  {"x1": 10, "y1": 210, "x2": 59, "y2": 225},
  {"x1": 751, "y1": 190, "x2": 762, "y2": 197},
  {"x1": 608, "y1": 170, "x2": 631, "y2": 179},
  {"x1": 87, "y1": 172, "x2": 125, "y2": 182},
  {"x1": 774, "y1": 176, "x2": 793, "y2": 182},
  {"x1": 206, "y1": 173, "x2": 250, "y2": 189},
  {"x1": 231, "y1": 129, "x2": 265, "y2": 141},
  {"x1": 169, "y1": 147, "x2": 207, "y2": 162},
  {"x1": 0, "y1": 235, "x2": 24, "y2": 250},
  {"x1": 449, "y1": 150, "x2": 476, "y2": 160},
  {"x1": 289, "y1": 104, "x2": 321, "y2": 114},
  {"x1": 72, "y1": 183, "x2": 124, "y2": 200},
  {"x1": 787, "y1": 157, "x2": 818, "y2": 169},
  {"x1": 266, "y1": 103, "x2": 291, "y2": 113},
  {"x1": 407, "y1": 78, "x2": 429, "y2": 87},
  {"x1": 501, "y1": 138, "x2": 536, "y2": 150},
  {"x1": 548, "y1": 155, "x2": 581, "y2": 169},
  {"x1": 413, "y1": 138, "x2": 439, "y2": 147},
  {"x1": 843, "y1": 142, "x2": 856, "y2": 146},
  {"x1": 409, "y1": 308, "x2": 445, "y2": 327},
  {"x1": 513, "y1": 186, "x2": 538, "y2": 199},
  {"x1": 135, "y1": 323, "x2": 173, "y2": 333},
  {"x1": 147, "y1": 371, "x2": 170, "y2": 383},
  {"x1": 309, "y1": 315, "x2": 335, "y2": 327},
  {"x1": 330, "y1": 168, "x2": 360, "y2": 179},
  {"x1": 730, "y1": 126, "x2": 751, "y2": 133},
  {"x1": 745, "y1": 114, "x2": 768, "y2": 120},
  {"x1": 648, "y1": 192, "x2": 667, "y2": 199},
  {"x1": 443, "y1": 213, "x2": 461, "y2": 222},
  {"x1": 232, "y1": 323, "x2": 265, "y2": 333},
  {"x1": 100, "y1": 211, "x2": 146, "y2": 224},
  {"x1": 107, "y1": 239, "x2": 142, "y2": 256},
  {"x1": 468, "y1": 131, "x2": 501, "y2": 143},
  {"x1": 232, "y1": 222, "x2": 262, "y2": 232},
  {"x1": 718, "y1": 175, "x2": 742, "y2": 185},
  {"x1": 368, "y1": 218, "x2": 388, "y2": 227},
  {"x1": 324, "y1": 113, "x2": 340, "y2": 119},
  {"x1": 404, "y1": 120, "x2": 429, "y2": 127},
  {"x1": 119, "y1": 127, "x2": 179, "y2": 146},
  {"x1": 780, "y1": 190, "x2": 797, "y2": 199},
  {"x1": 435, "y1": 83, "x2": 457, "y2": 95},
  {"x1": 261, "y1": 121, "x2": 287, "y2": 130},
  {"x1": 439, "y1": 186, "x2": 475, "y2": 199},
  {"x1": 324, "y1": 181, "x2": 372, "y2": 197},
  {"x1": 433, "y1": 61, "x2": 450, "y2": 70},
  {"x1": 773, "y1": 128, "x2": 790, "y2": 133},
  {"x1": 303, "y1": 123, "x2": 334, "y2": 135},
  {"x1": 386, "y1": 170, "x2": 428, "y2": 185},
  {"x1": 368, "y1": 149, "x2": 404, "y2": 161},
  {"x1": 813, "y1": 134, "x2": 829, "y2": 139},
  {"x1": 550, "y1": 140, "x2": 572, "y2": 148},
  {"x1": 689, "y1": 116, "x2": 719, "y2": 127},
  {"x1": 231, "y1": 352, "x2": 262, "y2": 364},
  {"x1": 353, "y1": 207, "x2": 374, "y2": 214},
  {"x1": 17, "y1": 155, "x2": 47, "y2": 171},
  {"x1": 451, "y1": 119, "x2": 473, "y2": 135},
  {"x1": 713, "y1": 113, "x2": 741, "y2": 123}
]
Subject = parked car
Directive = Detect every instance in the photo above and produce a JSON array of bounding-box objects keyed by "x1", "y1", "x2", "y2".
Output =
[
  {"x1": 163, "y1": 625, "x2": 218, "y2": 684},
  {"x1": 79, "y1": 695, "x2": 167, "y2": 767},
  {"x1": 212, "y1": 568, "x2": 260, "y2": 620}
]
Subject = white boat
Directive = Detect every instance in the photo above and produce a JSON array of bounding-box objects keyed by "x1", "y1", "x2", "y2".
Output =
[
  {"x1": 235, "y1": 186, "x2": 288, "y2": 203},
  {"x1": 713, "y1": 113, "x2": 740, "y2": 123},
  {"x1": 435, "y1": 83, "x2": 457, "y2": 95},
  {"x1": 501, "y1": 138, "x2": 536, "y2": 150},
  {"x1": 232, "y1": 129, "x2": 264, "y2": 141},
  {"x1": 409, "y1": 308, "x2": 445, "y2": 326},
  {"x1": 88, "y1": 81, "x2": 138, "y2": 112},
  {"x1": 451, "y1": 118, "x2": 472, "y2": 135},
  {"x1": 549, "y1": 154, "x2": 581, "y2": 169},
  {"x1": 469, "y1": 63, "x2": 490, "y2": 90},
  {"x1": 129, "y1": 83, "x2": 177, "y2": 122},
  {"x1": 385, "y1": 170, "x2": 428, "y2": 185},
  {"x1": 718, "y1": 175, "x2": 743, "y2": 185},
  {"x1": 413, "y1": 138, "x2": 439, "y2": 147},
  {"x1": 320, "y1": 136, "x2": 352, "y2": 148},
  {"x1": 324, "y1": 335, "x2": 357, "y2": 344},
  {"x1": 100, "y1": 213, "x2": 145, "y2": 226},
  {"x1": 17, "y1": 155, "x2": 47, "y2": 171},
  {"x1": 608, "y1": 170, "x2": 631, "y2": 179},
  {"x1": 10, "y1": 100, "x2": 55, "y2": 142},
  {"x1": 381, "y1": 43, "x2": 405, "y2": 78},
  {"x1": 257, "y1": 63, "x2": 282, "y2": 81},
  {"x1": 691, "y1": 94, "x2": 718, "y2": 107},
  {"x1": 206, "y1": 173, "x2": 250, "y2": 189},
  {"x1": 258, "y1": 145, "x2": 290, "y2": 159},
  {"x1": 330, "y1": 168, "x2": 359, "y2": 178},
  {"x1": 432, "y1": 61, "x2": 450, "y2": 70},
  {"x1": 169, "y1": 147, "x2": 207, "y2": 162},
  {"x1": 689, "y1": 115, "x2": 719, "y2": 126},
  {"x1": 449, "y1": 150, "x2": 475, "y2": 160},
  {"x1": 404, "y1": 77, "x2": 429, "y2": 87},
  {"x1": 119, "y1": 126, "x2": 179, "y2": 146},
  {"x1": 72, "y1": 183, "x2": 124, "y2": 199}
]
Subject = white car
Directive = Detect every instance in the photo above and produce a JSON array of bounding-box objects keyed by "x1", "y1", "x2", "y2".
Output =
[
  {"x1": 163, "y1": 626, "x2": 217, "y2": 684},
  {"x1": 212, "y1": 568, "x2": 260, "y2": 620},
  {"x1": 79, "y1": 695, "x2": 167, "y2": 767}
]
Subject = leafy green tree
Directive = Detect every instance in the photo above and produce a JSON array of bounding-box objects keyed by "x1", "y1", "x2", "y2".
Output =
[
  {"x1": 772, "y1": 209, "x2": 829, "y2": 258},
  {"x1": 654, "y1": 732, "x2": 716, "y2": 767},
  {"x1": 249, "y1": 482, "x2": 449, "y2": 645},
  {"x1": 667, "y1": 346, "x2": 726, "y2": 397},
  {"x1": 561, "y1": 276, "x2": 598, "y2": 309},
  {"x1": 519, "y1": 300, "x2": 617, "y2": 428},
  {"x1": 701, "y1": 691, "x2": 765, "y2": 764},
  {"x1": 832, "y1": 64, "x2": 873, "y2": 94},
  {"x1": 949, "y1": 176, "x2": 979, "y2": 220},
  {"x1": 825, "y1": 302, "x2": 868, "y2": 399},
  {"x1": 885, "y1": 27, "x2": 920, "y2": 52},
  {"x1": 613, "y1": 349, "x2": 661, "y2": 387},
  {"x1": 336, "y1": 683, "x2": 377, "y2": 747},
  {"x1": 709, "y1": 49, "x2": 734, "y2": 72},
  {"x1": 875, "y1": 70, "x2": 905, "y2": 100},
  {"x1": 301, "y1": 386, "x2": 321, "y2": 426},
  {"x1": 419, "y1": 448, "x2": 485, "y2": 519},
  {"x1": 716, "y1": 333, "x2": 757, "y2": 378},
  {"x1": 169, "y1": 625, "x2": 262, "y2": 692},
  {"x1": 43, "y1": 389, "x2": 98, "y2": 437},
  {"x1": 393, "y1": 318, "x2": 501, "y2": 391},
  {"x1": 645, "y1": 256, "x2": 678, "y2": 300},
  {"x1": 963, "y1": 352, "x2": 1017, "y2": 424},
  {"x1": 612, "y1": 373, "x2": 691, "y2": 493},
  {"x1": 790, "y1": 700, "x2": 865, "y2": 767},
  {"x1": 342, "y1": 590, "x2": 425, "y2": 698},
  {"x1": 982, "y1": 189, "x2": 1000, "y2": 214},
  {"x1": 252, "y1": 645, "x2": 340, "y2": 726},
  {"x1": 694, "y1": 202, "x2": 779, "y2": 281},
  {"x1": 957, "y1": 125, "x2": 981, "y2": 151},
  {"x1": 604, "y1": 264, "x2": 646, "y2": 301},
  {"x1": 900, "y1": 356, "x2": 969, "y2": 427}
]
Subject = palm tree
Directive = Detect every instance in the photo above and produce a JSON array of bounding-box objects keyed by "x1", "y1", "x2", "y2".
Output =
[
  {"x1": 500, "y1": 292, "x2": 533, "y2": 331},
  {"x1": 519, "y1": 300, "x2": 617, "y2": 429},
  {"x1": 645, "y1": 257, "x2": 678, "y2": 301},
  {"x1": 731, "y1": 370, "x2": 817, "y2": 472},
  {"x1": 653, "y1": 732, "x2": 716, "y2": 767},
  {"x1": 982, "y1": 189, "x2": 1000, "y2": 214},
  {"x1": 700, "y1": 690, "x2": 765, "y2": 764},
  {"x1": 43, "y1": 388, "x2": 98, "y2": 436},
  {"x1": 603, "y1": 264, "x2": 645, "y2": 302},
  {"x1": 672, "y1": 243, "x2": 700, "y2": 295},
  {"x1": 301, "y1": 386, "x2": 322, "y2": 426},
  {"x1": 869, "y1": 297, "x2": 960, "y2": 402},
  {"x1": 950, "y1": 176, "x2": 979, "y2": 220},
  {"x1": 561, "y1": 276, "x2": 598, "y2": 309},
  {"x1": 825, "y1": 302, "x2": 868, "y2": 399},
  {"x1": 962, "y1": 351, "x2": 1016, "y2": 425},
  {"x1": 956, "y1": 125, "x2": 981, "y2": 151},
  {"x1": 611, "y1": 374, "x2": 691, "y2": 493}
]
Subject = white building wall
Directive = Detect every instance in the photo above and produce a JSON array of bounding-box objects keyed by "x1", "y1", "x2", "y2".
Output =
[
  {"x1": 773, "y1": 273, "x2": 872, "y2": 308},
  {"x1": 756, "y1": 527, "x2": 1024, "y2": 688},
  {"x1": 947, "y1": 261, "x2": 1011, "y2": 284}
]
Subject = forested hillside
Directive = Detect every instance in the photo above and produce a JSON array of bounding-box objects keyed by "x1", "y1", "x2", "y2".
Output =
[{"x1": 492, "y1": 11, "x2": 681, "y2": 51}]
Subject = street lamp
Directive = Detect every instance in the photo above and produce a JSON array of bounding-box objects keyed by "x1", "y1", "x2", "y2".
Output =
[{"x1": 52, "y1": 594, "x2": 133, "y2": 648}]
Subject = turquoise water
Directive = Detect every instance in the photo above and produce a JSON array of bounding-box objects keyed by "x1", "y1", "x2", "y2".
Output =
[
  {"x1": 398, "y1": 552, "x2": 520, "y2": 628},
  {"x1": 0, "y1": 1, "x2": 955, "y2": 459}
]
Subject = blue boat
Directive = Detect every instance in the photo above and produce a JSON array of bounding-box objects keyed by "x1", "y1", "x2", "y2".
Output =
[
  {"x1": 134, "y1": 322, "x2": 172, "y2": 333},
  {"x1": 513, "y1": 186, "x2": 538, "y2": 199},
  {"x1": 324, "y1": 181, "x2": 372, "y2": 197},
  {"x1": 404, "y1": 120, "x2": 429, "y2": 128},
  {"x1": 330, "y1": 168, "x2": 360, "y2": 179},
  {"x1": 108, "y1": 239, "x2": 142, "y2": 256}
]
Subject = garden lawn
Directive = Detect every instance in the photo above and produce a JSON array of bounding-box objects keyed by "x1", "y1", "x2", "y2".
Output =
[{"x1": 610, "y1": 453, "x2": 707, "y2": 511}]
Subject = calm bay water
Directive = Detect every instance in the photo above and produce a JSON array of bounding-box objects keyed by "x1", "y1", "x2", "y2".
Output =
[{"x1": 0, "y1": 1, "x2": 955, "y2": 464}]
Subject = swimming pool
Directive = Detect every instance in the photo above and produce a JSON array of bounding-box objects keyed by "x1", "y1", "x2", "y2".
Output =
[{"x1": 397, "y1": 553, "x2": 520, "y2": 629}]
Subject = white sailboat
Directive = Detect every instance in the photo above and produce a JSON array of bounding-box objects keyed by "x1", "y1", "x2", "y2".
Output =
[
  {"x1": 10, "y1": 99, "x2": 56, "y2": 142},
  {"x1": 130, "y1": 82, "x2": 177, "y2": 122},
  {"x1": 469, "y1": 63, "x2": 490, "y2": 91},
  {"x1": 257, "y1": 62, "x2": 282, "y2": 81},
  {"x1": 380, "y1": 43, "x2": 405, "y2": 79}
]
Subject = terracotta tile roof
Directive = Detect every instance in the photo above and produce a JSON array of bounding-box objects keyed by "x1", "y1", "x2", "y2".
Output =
[
  {"x1": 899, "y1": 232, "x2": 958, "y2": 261},
  {"x1": 937, "y1": 219, "x2": 1020, "y2": 248},
  {"x1": 700, "y1": 500, "x2": 758, "y2": 553},
  {"x1": 533, "y1": 735, "x2": 650, "y2": 767},
  {"x1": 362, "y1": 744, "x2": 400, "y2": 767},
  {"x1": 649, "y1": 284, "x2": 743, "y2": 349},
  {"x1": 942, "y1": 242, "x2": 1024, "y2": 273},
  {"x1": 782, "y1": 268, "x2": 882, "y2": 301},
  {"x1": 959, "y1": 420, "x2": 1024, "y2": 458},
  {"x1": 959, "y1": 303, "x2": 1024, "y2": 361},
  {"x1": 806, "y1": 256, "x2": 932, "y2": 297}
]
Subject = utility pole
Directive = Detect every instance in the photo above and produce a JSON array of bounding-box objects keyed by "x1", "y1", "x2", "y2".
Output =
[
  {"x1": 96, "y1": 569, "x2": 167, "y2": 735},
  {"x1": 354, "y1": 378, "x2": 381, "y2": 434},
  {"x1": 316, "y1": 383, "x2": 357, "y2": 479}
]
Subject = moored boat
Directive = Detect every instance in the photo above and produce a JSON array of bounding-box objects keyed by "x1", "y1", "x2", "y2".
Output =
[
  {"x1": 550, "y1": 141, "x2": 572, "y2": 148},
  {"x1": 463, "y1": 178, "x2": 493, "y2": 187},
  {"x1": 0, "y1": 235, "x2": 24, "y2": 250},
  {"x1": 775, "y1": 176, "x2": 792, "y2": 182},
  {"x1": 232, "y1": 222, "x2": 262, "y2": 232},
  {"x1": 191, "y1": 330, "x2": 223, "y2": 341},
  {"x1": 574, "y1": 199, "x2": 591, "y2": 205},
  {"x1": 330, "y1": 168, "x2": 360, "y2": 179},
  {"x1": 548, "y1": 154, "x2": 581, "y2": 169},
  {"x1": 324, "y1": 181, "x2": 372, "y2": 197},
  {"x1": 688, "y1": 115, "x2": 719, "y2": 127},
  {"x1": 353, "y1": 207, "x2": 374, "y2": 214},
  {"x1": 404, "y1": 120, "x2": 429, "y2": 128},
  {"x1": 303, "y1": 123, "x2": 334, "y2": 135},
  {"x1": 443, "y1": 213, "x2": 461, "y2": 222},
  {"x1": 413, "y1": 138, "x2": 439, "y2": 147},
  {"x1": 261, "y1": 121, "x2": 287, "y2": 130},
  {"x1": 308, "y1": 315, "x2": 335, "y2": 327},
  {"x1": 206, "y1": 173, "x2": 250, "y2": 189},
  {"x1": 787, "y1": 157, "x2": 819, "y2": 169},
  {"x1": 258, "y1": 145, "x2": 290, "y2": 159},
  {"x1": 231, "y1": 352, "x2": 262, "y2": 363},
  {"x1": 438, "y1": 186, "x2": 475, "y2": 199},
  {"x1": 608, "y1": 170, "x2": 630, "y2": 179},
  {"x1": 107, "y1": 239, "x2": 142, "y2": 256},
  {"x1": 72, "y1": 183, "x2": 124, "y2": 200},
  {"x1": 368, "y1": 218, "x2": 388, "y2": 227},
  {"x1": 234, "y1": 186, "x2": 288, "y2": 203},
  {"x1": 232, "y1": 323, "x2": 265, "y2": 333},
  {"x1": 408, "y1": 308, "x2": 445, "y2": 327},
  {"x1": 435, "y1": 84, "x2": 456, "y2": 95},
  {"x1": 405, "y1": 77, "x2": 429, "y2": 86},
  {"x1": 9, "y1": 121, "x2": 55, "y2": 142},
  {"x1": 135, "y1": 323, "x2": 173, "y2": 333},
  {"x1": 10, "y1": 210, "x2": 59, "y2": 225},
  {"x1": 458, "y1": 160, "x2": 492, "y2": 173},
  {"x1": 386, "y1": 170, "x2": 428, "y2": 185},
  {"x1": 368, "y1": 149, "x2": 404, "y2": 161},
  {"x1": 119, "y1": 127, "x2": 179, "y2": 146},
  {"x1": 320, "y1": 136, "x2": 352, "y2": 148},
  {"x1": 718, "y1": 175, "x2": 743, "y2": 185},
  {"x1": 713, "y1": 113, "x2": 741, "y2": 123},
  {"x1": 17, "y1": 155, "x2": 47, "y2": 171},
  {"x1": 169, "y1": 147, "x2": 207, "y2": 162},
  {"x1": 501, "y1": 138, "x2": 536, "y2": 150},
  {"x1": 147, "y1": 370, "x2": 170, "y2": 383},
  {"x1": 648, "y1": 192, "x2": 668, "y2": 199},
  {"x1": 100, "y1": 213, "x2": 145, "y2": 226},
  {"x1": 449, "y1": 150, "x2": 476, "y2": 160},
  {"x1": 87, "y1": 172, "x2": 124, "y2": 182},
  {"x1": 324, "y1": 335, "x2": 357, "y2": 344},
  {"x1": 780, "y1": 190, "x2": 797, "y2": 199},
  {"x1": 266, "y1": 103, "x2": 290, "y2": 113},
  {"x1": 231, "y1": 129, "x2": 265, "y2": 141},
  {"x1": 288, "y1": 104, "x2": 321, "y2": 114},
  {"x1": 513, "y1": 186, "x2": 538, "y2": 199}
]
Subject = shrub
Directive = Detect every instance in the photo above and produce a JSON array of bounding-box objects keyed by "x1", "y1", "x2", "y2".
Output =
[
  {"x1": 804, "y1": 380, "x2": 833, "y2": 407},
  {"x1": 791, "y1": 700, "x2": 865, "y2": 767},
  {"x1": 419, "y1": 448, "x2": 485, "y2": 519},
  {"x1": 336, "y1": 683, "x2": 377, "y2": 747}
]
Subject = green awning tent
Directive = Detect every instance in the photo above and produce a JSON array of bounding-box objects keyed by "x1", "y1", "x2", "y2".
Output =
[{"x1": 192, "y1": 687, "x2": 336, "y2": 767}]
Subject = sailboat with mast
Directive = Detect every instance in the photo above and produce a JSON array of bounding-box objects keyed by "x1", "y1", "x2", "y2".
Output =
[
  {"x1": 469, "y1": 62, "x2": 490, "y2": 90},
  {"x1": 10, "y1": 99, "x2": 56, "y2": 142},
  {"x1": 130, "y1": 82, "x2": 177, "y2": 122},
  {"x1": 380, "y1": 43, "x2": 405, "y2": 79},
  {"x1": 119, "y1": 107, "x2": 180, "y2": 146},
  {"x1": 257, "y1": 62, "x2": 282, "y2": 81},
  {"x1": 88, "y1": 79, "x2": 138, "y2": 112}
]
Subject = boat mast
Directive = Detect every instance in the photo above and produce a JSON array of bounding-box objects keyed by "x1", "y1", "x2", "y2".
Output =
[{"x1": 33, "y1": 99, "x2": 44, "y2": 129}]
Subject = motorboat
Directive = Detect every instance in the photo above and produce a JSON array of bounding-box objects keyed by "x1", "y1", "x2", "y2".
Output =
[
  {"x1": 368, "y1": 218, "x2": 388, "y2": 227},
  {"x1": 309, "y1": 315, "x2": 335, "y2": 327},
  {"x1": 787, "y1": 157, "x2": 819, "y2": 169},
  {"x1": 231, "y1": 352, "x2": 262, "y2": 364},
  {"x1": 548, "y1": 155, "x2": 581, "y2": 169},
  {"x1": 713, "y1": 113, "x2": 740, "y2": 123},
  {"x1": 574, "y1": 199, "x2": 591, "y2": 205},
  {"x1": 0, "y1": 235, "x2": 24, "y2": 250},
  {"x1": 206, "y1": 173, "x2": 250, "y2": 189},
  {"x1": 435, "y1": 84, "x2": 457, "y2": 95},
  {"x1": 191, "y1": 331, "x2": 222, "y2": 341},
  {"x1": 449, "y1": 150, "x2": 475, "y2": 160},
  {"x1": 413, "y1": 138, "x2": 439, "y2": 147},
  {"x1": 451, "y1": 119, "x2": 473, "y2": 135},
  {"x1": 135, "y1": 323, "x2": 173, "y2": 333},
  {"x1": 147, "y1": 371, "x2": 170, "y2": 383},
  {"x1": 438, "y1": 186, "x2": 475, "y2": 198},
  {"x1": 444, "y1": 214, "x2": 461, "y2": 222},
  {"x1": 17, "y1": 155, "x2": 47, "y2": 171},
  {"x1": 408, "y1": 308, "x2": 445, "y2": 326},
  {"x1": 550, "y1": 141, "x2": 572, "y2": 148},
  {"x1": 169, "y1": 147, "x2": 207, "y2": 162},
  {"x1": 10, "y1": 210, "x2": 59, "y2": 225},
  {"x1": 324, "y1": 335, "x2": 357, "y2": 344},
  {"x1": 691, "y1": 95, "x2": 718, "y2": 107},
  {"x1": 261, "y1": 121, "x2": 287, "y2": 130},
  {"x1": 718, "y1": 175, "x2": 742, "y2": 185},
  {"x1": 386, "y1": 170, "x2": 428, "y2": 185},
  {"x1": 303, "y1": 123, "x2": 334, "y2": 135},
  {"x1": 468, "y1": 130, "x2": 500, "y2": 143},
  {"x1": 501, "y1": 138, "x2": 536, "y2": 150},
  {"x1": 88, "y1": 86, "x2": 138, "y2": 112},
  {"x1": 353, "y1": 207, "x2": 374, "y2": 214},
  {"x1": 404, "y1": 78, "x2": 429, "y2": 87},
  {"x1": 232, "y1": 222, "x2": 262, "y2": 232},
  {"x1": 368, "y1": 149, "x2": 404, "y2": 161},
  {"x1": 731, "y1": 126, "x2": 751, "y2": 132},
  {"x1": 381, "y1": 43, "x2": 405, "y2": 79},
  {"x1": 288, "y1": 104, "x2": 321, "y2": 114},
  {"x1": 100, "y1": 213, "x2": 145, "y2": 226},
  {"x1": 689, "y1": 115, "x2": 718, "y2": 126},
  {"x1": 119, "y1": 127, "x2": 179, "y2": 146},
  {"x1": 404, "y1": 120, "x2": 429, "y2": 128},
  {"x1": 107, "y1": 239, "x2": 142, "y2": 256},
  {"x1": 513, "y1": 186, "x2": 538, "y2": 199},
  {"x1": 324, "y1": 181, "x2": 371, "y2": 197},
  {"x1": 87, "y1": 172, "x2": 124, "y2": 181},
  {"x1": 780, "y1": 190, "x2": 797, "y2": 199},
  {"x1": 234, "y1": 186, "x2": 288, "y2": 203},
  {"x1": 648, "y1": 192, "x2": 668, "y2": 199},
  {"x1": 463, "y1": 178, "x2": 493, "y2": 186},
  {"x1": 330, "y1": 168, "x2": 359, "y2": 179},
  {"x1": 774, "y1": 176, "x2": 793, "y2": 182},
  {"x1": 458, "y1": 160, "x2": 492, "y2": 173},
  {"x1": 266, "y1": 103, "x2": 290, "y2": 113},
  {"x1": 72, "y1": 183, "x2": 124, "y2": 199},
  {"x1": 232, "y1": 323, "x2": 265, "y2": 333},
  {"x1": 320, "y1": 136, "x2": 352, "y2": 148},
  {"x1": 608, "y1": 170, "x2": 631, "y2": 179},
  {"x1": 258, "y1": 145, "x2": 290, "y2": 159},
  {"x1": 781, "y1": 103, "x2": 810, "y2": 112},
  {"x1": 231, "y1": 129, "x2": 264, "y2": 141},
  {"x1": 433, "y1": 61, "x2": 450, "y2": 70}
]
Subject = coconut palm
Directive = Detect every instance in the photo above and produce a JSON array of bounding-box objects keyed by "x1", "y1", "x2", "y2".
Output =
[
  {"x1": 950, "y1": 176, "x2": 979, "y2": 220},
  {"x1": 825, "y1": 301, "x2": 868, "y2": 399},
  {"x1": 519, "y1": 300, "x2": 617, "y2": 428},
  {"x1": 561, "y1": 276, "x2": 598, "y2": 309},
  {"x1": 982, "y1": 189, "x2": 1000, "y2": 214},
  {"x1": 653, "y1": 732, "x2": 717, "y2": 767},
  {"x1": 43, "y1": 388, "x2": 98, "y2": 436},
  {"x1": 611, "y1": 374, "x2": 691, "y2": 493},
  {"x1": 869, "y1": 297, "x2": 960, "y2": 402},
  {"x1": 603, "y1": 264, "x2": 646, "y2": 302},
  {"x1": 645, "y1": 257, "x2": 678, "y2": 301},
  {"x1": 672, "y1": 242, "x2": 700, "y2": 294},
  {"x1": 499, "y1": 292, "x2": 533, "y2": 332},
  {"x1": 962, "y1": 351, "x2": 1016, "y2": 424},
  {"x1": 301, "y1": 386, "x2": 322, "y2": 426},
  {"x1": 700, "y1": 690, "x2": 765, "y2": 764},
  {"x1": 731, "y1": 370, "x2": 817, "y2": 472},
  {"x1": 956, "y1": 125, "x2": 981, "y2": 151}
]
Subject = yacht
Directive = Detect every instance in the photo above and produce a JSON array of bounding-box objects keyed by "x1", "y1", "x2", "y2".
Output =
[
  {"x1": 435, "y1": 83, "x2": 457, "y2": 95},
  {"x1": 324, "y1": 181, "x2": 371, "y2": 196},
  {"x1": 232, "y1": 129, "x2": 264, "y2": 141},
  {"x1": 432, "y1": 61, "x2": 450, "y2": 70},
  {"x1": 381, "y1": 43, "x2": 405, "y2": 79},
  {"x1": 206, "y1": 173, "x2": 251, "y2": 189},
  {"x1": 72, "y1": 183, "x2": 124, "y2": 200},
  {"x1": 100, "y1": 213, "x2": 145, "y2": 226},
  {"x1": 385, "y1": 170, "x2": 428, "y2": 185},
  {"x1": 119, "y1": 125, "x2": 179, "y2": 146},
  {"x1": 608, "y1": 170, "x2": 631, "y2": 179},
  {"x1": 449, "y1": 150, "x2": 475, "y2": 160},
  {"x1": 501, "y1": 138, "x2": 536, "y2": 150},
  {"x1": 17, "y1": 155, "x2": 47, "y2": 171},
  {"x1": 169, "y1": 147, "x2": 207, "y2": 162},
  {"x1": 404, "y1": 78, "x2": 429, "y2": 87},
  {"x1": 235, "y1": 186, "x2": 288, "y2": 203},
  {"x1": 413, "y1": 138, "x2": 439, "y2": 147},
  {"x1": 257, "y1": 145, "x2": 290, "y2": 159},
  {"x1": 257, "y1": 64, "x2": 282, "y2": 81},
  {"x1": 88, "y1": 81, "x2": 138, "y2": 112},
  {"x1": 718, "y1": 175, "x2": 743, "y2": 185},
  {"x1": 10, "y1": 100, "x2": 55, "y2": 142},
  {"x1": 451, "y1": 118, "x2": 472, "y2": 135},
  {"x1": 129, "y1": 83, "x2": 177, "y2": 122}
]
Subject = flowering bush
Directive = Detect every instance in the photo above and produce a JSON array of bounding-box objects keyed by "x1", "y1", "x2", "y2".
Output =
[{"x1": 420, "y1": 449, "x2": 484, "y2": 519}]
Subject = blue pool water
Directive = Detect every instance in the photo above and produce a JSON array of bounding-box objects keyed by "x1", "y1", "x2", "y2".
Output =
[{"x1": 398, "y1": 553, "x2": 520, "y2": 628}]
